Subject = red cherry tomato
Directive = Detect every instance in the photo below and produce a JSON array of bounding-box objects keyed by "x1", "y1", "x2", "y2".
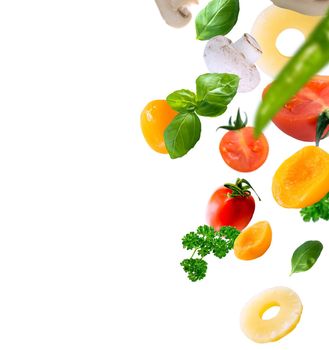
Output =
[
  {"x1": 220, "y1": 126, "x2": 269, "y2": 172},
  {"x1": 206, "y1": 179, "x2": 259, "y2": 231},
  {"x1": 263, "y1": 76, "x2": 329, "y2": 142}
]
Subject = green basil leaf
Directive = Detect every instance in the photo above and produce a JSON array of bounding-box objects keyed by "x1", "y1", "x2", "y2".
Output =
[
  {"x1": 291, "y1": 240, "x2": 323, "y2": 275},
  {"x1": 195, "y1": 0, "x2": 240, "y2": 40},
  {"x1": 166, "y1": 89, "x2": 196, "y2": 112},
  {"x1": 195, "y1": 73, "x2": 239, "y2": 117},
  {"x1": 164, "y1": 112, "x2": 201, "y2": 159}
]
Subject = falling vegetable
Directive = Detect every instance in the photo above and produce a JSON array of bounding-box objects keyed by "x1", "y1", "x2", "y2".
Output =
[
  {"x1": 140, "y1": 100, "x2": 178, "y2": 154},
  {"x1": 300, "y1": 193, "x2": 329, "y2": 222},
  {"x1": 180, "y1": 225, "x2": 240, "y2": 281},
  {"x1": 290, "y1": 241, "x2": 323, "y2": 275},
  {"x1": 217, "y1": 110, "x2": 269, "y2": 172},
  {"x1": 251, "y1": 6, "x2": 320, "y2": 78},
  {"x1": 207, "y1": 178, "x2": 261, "y2": 231},
  {"x1": 272, "y1": 146, "x2": 329, "y2": 208},
  {"x1": 204, "y1": 33, "x2": 262, "y2": 92},
  {"x1": 195, "y1": 0, "x2": 239, "y2": 40},
  {"x1": 234, "y1": 221, "x2": 272, "y2": 261},
  {"x1": 241, "y1": 287, "x2": 303, "y2": 343},
  {"x1": 271, "y1": 0, "x2": 329, "y2": 16},
  {"x1": 164, "y1": 73, "x2": 239, "y2": 158},
  {"x1": 155, "y1": 0, "x2": 199, "y2": 28},
  {"x1": 262, "y1": 77, "x2": 329, "y2": 142},
  {"x1": 254, "y1": 10, "x2": 329, "y2": 136}
]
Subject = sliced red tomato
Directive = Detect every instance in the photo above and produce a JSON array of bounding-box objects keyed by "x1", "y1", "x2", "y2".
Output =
[
  {"x1": 220, "y1": 127, "x2": 269, "y2": 172},
  {"x1": 263, "y1": 76, "x2": 329, "y2": 141}
]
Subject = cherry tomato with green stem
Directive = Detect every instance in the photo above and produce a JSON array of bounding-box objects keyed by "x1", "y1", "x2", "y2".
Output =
[
  {"x1": 207, "y1": 178, "x2": 261, "y2": 231},
  {"x1": 218, "y1": 110, "x2": 269, "y2": 173}
]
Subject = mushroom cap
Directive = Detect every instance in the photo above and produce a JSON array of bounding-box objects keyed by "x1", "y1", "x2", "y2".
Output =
[
  {"x1": 271, "y1": 0, "x2": 329, "y2": 16},
  {"x1": 155, "y1": 0, "x2": 198, "y2": 28},
  {"x1": 204, "y1": 36, "x2": 260, "y2": 93}
]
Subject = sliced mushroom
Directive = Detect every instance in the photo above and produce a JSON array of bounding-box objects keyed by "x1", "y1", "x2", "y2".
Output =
[
  {"x1": 271, "y1": 0, "x2": 329, "y2": 16},
  {"x1": 155, "y1": 0, "x2": 198, "y2": 28},
  {"x1": 204, "y1": 34, "x2": 262, "y2": 93}
]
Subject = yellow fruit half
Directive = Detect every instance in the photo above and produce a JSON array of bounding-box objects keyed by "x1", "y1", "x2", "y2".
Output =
[
  {"x1": 240, "y1": 287, "x2": 303, "y2": 343},
  {"x1": 272, "y1": 146, "x2": 329, "y2": 208}
]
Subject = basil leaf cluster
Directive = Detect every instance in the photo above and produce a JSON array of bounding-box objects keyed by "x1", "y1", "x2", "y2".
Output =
[
  {"x1": 164, "y1": 73, "x2": 239, "y2": 159},
  {"x1": 195, "y1": 0, "x2": 240, "y2": 41}
]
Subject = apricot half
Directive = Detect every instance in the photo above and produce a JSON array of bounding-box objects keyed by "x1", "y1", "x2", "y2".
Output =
[
  {"x1": 140, "y1": 100, "x2": 177, "y2": 154},
  {"x1": 272, "y1": 146, "x2": 329, "y2": 208},
  {"x1": 234, "y1": 221, "x2": 272, "y2": 260}
]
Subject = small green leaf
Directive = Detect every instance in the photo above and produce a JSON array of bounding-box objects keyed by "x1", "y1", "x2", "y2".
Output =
[
  {"x1": 166, "y1": 89, "x2": 196, "y2": 113},
  {"x1": 164, "y1": 112, "x2": 201, "y2": 159},
  {"x1": 195, "y1": 0, "x2": 240, "y2": 40},
  {"x1": 196, "y1": 73, "x2": 239, "y2": 117},
  {"x1": 291, "y1": 240, "x2": 323, "y2": 275}
]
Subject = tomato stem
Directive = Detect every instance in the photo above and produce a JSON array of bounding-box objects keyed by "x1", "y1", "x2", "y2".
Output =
[
  {"x1": 316, "y1": 110, "x2": 329, "y2": 147},
  {"x1": 216, "y1": 109, "x2": 248, "y2": 131},
  {"x1": 224, "y1": 178, "x2": 261, "y2": 201}
]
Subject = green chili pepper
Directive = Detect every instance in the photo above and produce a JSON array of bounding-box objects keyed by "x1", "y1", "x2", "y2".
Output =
[{"x1": 254, "y1": 11, "x2": 329, "y2": 137}]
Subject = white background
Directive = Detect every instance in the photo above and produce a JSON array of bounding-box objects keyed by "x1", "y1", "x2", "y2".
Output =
[{"x1": 0, "y1": 0, "x2": 328, "y2": 349}]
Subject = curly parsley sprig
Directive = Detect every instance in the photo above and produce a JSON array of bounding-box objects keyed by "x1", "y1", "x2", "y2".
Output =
[
  {"x1": 180, "y1": 225, "x2": 240, "y2": 282},
  {"x1": 300, "y1": 193, "x2": 329, "y2": 222}
]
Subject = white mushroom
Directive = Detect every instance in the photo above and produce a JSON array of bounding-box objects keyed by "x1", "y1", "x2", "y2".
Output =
[
  {"x1": 271, "y1": 0, "x2": 329, "y2": 16},
  {"x1": 155, "y1": 0, "x2": 198, "y2": 28},
  {"x1": 204, "y1": 34, "x2": 262, "y2": 93}
]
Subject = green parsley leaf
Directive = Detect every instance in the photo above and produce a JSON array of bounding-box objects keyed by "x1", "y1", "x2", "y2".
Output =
[
  {"x1": 180, "y1": 259, "x2": 208, "y2": 282},
  {"x1": 180, "y1": 225, "x2": 240, "y2": 282}
]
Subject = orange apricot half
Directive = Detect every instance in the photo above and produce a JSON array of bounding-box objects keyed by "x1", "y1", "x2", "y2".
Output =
[
  {"x1": 234, "y1": 221, "x2": 272, "y2": 260},
  {"x1": 272, "y1": 146, "x2": 329, "y2": 208},
  {"x1": 140, "y1": 100, "x2": 178, "y2": 154}
]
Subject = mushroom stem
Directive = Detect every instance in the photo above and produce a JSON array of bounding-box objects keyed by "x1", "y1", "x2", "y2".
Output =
[{"x1": 232, "y1": 34, "x2": 262, "y2": 64}]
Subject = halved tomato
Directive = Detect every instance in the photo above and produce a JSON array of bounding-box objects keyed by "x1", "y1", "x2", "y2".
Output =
[
  {"x1": 218, "y1": 110, "x2": 269, "y2": 172},
  {"x1": 263, "y1": 76, "x2": 329, "y2": 142},
  {"x1": 220, "y1": 127, "x2": 269, "y2": 172}
]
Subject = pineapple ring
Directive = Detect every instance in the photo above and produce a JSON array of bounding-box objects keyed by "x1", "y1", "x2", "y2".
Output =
[
  {"x1": 240, "y1": 287, "x2": 303, "y2": 343},
  {"x1": 251, "y1": 6, "x2": 321, "y2": 77}
]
